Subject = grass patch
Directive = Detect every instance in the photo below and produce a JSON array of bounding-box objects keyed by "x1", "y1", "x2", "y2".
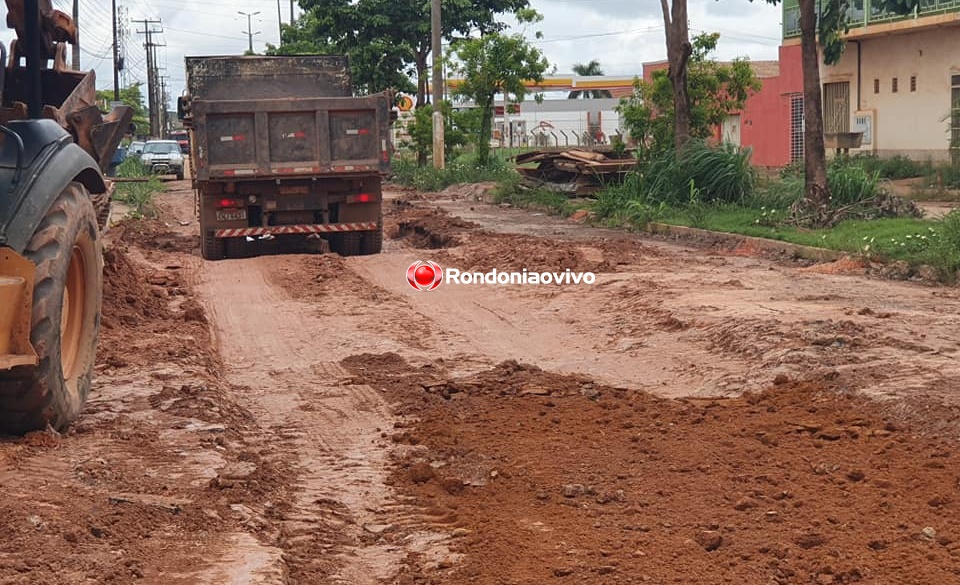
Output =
[
  {"x1": 491, "y1": 174, "x2": 582, "y2": 217},
  {"x1": 657, "y1": 204, "x2": 960, "y2": 279},
  {"x1": 391, "y1": 156, "x2": 515, "y2": 192},
  {"x1": 112, "y1": 157, "x2": 163, "y2": 219}
]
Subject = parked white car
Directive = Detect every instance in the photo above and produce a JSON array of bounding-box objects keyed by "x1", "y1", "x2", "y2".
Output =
[{"x1": 141, "y1": 140, "x2": 185, "y2": 180}]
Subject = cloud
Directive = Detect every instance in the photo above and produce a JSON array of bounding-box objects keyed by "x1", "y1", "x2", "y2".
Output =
[{"x1": 0, "y1": 0, "x2": 783, "y2": 124}]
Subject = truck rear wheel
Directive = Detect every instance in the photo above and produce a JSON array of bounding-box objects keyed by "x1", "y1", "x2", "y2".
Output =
[
  {"x1": 336, "y1": 233, "x2": 360, "y2": 256},
  {"x1": 201, "y1": 230, "x2": 226, "y2": 260},
  {"x1": 0, "y1": 183, "x2": 103, "y2": 434},
  {"x1": 359, "y1": 225, "x2": 383, "y2": 255}
]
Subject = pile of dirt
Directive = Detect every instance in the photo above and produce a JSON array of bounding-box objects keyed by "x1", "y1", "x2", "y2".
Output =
[
  {"x1": 108, "y1": 218, "x2": 199, "y2": 255},
  {"x1": 386, "y1": 204, "x2": 478, "y2": 249},
  {"x1": 98, "y1": 243, "x2": 215, "y2": 372},
  {"x1": 344, "y1": 357, "x2": 960, "y2": 584},
  {"x1": 444, "y1": 232, "x2": 612, "y2": 274}
]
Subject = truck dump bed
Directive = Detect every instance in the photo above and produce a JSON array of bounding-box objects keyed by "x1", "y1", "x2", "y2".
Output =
[
  {"x1": 184, "y1": 56, "x2": 391, "y2": 182},
  {"x1": 190, "y1": 94, "x2": 391, "y2": 181}
]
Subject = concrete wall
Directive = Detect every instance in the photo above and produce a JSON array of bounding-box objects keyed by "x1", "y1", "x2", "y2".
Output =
[
  {"x1": 739, "y1": 44, "x2": 804, "y2": 167},
  {"x1": 641, "y1": 47, "x2": 805, "y2": 167},
  {"x1": 820, "y1": 25, "x2": 960, "y2": 162}
]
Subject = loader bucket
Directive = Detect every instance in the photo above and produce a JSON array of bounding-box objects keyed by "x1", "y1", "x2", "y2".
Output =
[{"x1": 0, "y1": 41, "x2": 133, "y2": 172}]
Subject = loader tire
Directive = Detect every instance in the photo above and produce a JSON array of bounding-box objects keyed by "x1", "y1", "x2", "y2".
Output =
[{"x1": 0, "y1": 183, "x2": 103, "y2": 434}]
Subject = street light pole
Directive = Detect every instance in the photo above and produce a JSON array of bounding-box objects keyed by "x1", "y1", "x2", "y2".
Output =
[
  {"x1": 238, "y1": 11, "x2": 261, "y2": 53},
  {"x1": 430, "y1": 0, "x2": 445, "y2": 169}
]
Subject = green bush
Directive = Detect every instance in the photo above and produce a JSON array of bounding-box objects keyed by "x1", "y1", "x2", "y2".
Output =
[
  {"x1": 925, "y1": 164, "x2": 960, "y2": 190},
  {"x1": 640, "y1": 141, "x2": 755, "y2": 207},
  {"x1": 116, "y1": 156, "x2": 147, "y2": 178},
  {"x1": 851, "y1": 153, "x2": 930, "y2": 180},
  {"x1": 931, "y1": 209, "x2": 960, "y2": 280},
  {"x1": 827, "y1": 161, "x2": 881, "y2": 207},
  {"x1": 594, "y1": 172, "x2": 642, "y2": 221}
]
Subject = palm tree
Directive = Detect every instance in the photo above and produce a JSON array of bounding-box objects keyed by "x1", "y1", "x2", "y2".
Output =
[{"x1": 568, "y1": 59, "x2": 612, "y2": 99}]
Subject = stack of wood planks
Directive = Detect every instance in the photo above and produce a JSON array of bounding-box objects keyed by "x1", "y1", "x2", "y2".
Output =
[{"x1": 514, "y1": 148, "x2": 637, "y2": 196}]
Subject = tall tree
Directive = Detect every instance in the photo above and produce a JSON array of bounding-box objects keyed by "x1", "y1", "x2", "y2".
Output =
[
  {"x1": 761, "y1": 0, "x2": 915, "y2": 225},
  {"x1": 270, "y1": 0, "x2": 531, "y2": 106},
  {"x1": 568, "y1": 60, "x2": 612, "y2": 99},
  {"x1": 97, "y1": 83, "x2": 148, "y2": 137},
  {"x1": 659, "y1": 0, "x2": 693, "y2": 153},
  {"x1": 449, "y1": 27, "x2": 548, "y2": 167},
  {"x1": 618, "y1": 33, "x2": 760, "y2": 159},
  {"x1": 265, "y1": 11, "x2": 416, "y2": 95}
]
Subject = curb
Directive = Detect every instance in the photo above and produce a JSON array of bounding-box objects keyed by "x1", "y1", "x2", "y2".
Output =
[{"x1": 645, "y1": 222, "x2": 846, "y2": 263}]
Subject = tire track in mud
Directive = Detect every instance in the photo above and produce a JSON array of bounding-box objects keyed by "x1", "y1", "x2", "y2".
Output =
[{"x1": 195, "y1": 256, "x2": 454, "y2": 584}]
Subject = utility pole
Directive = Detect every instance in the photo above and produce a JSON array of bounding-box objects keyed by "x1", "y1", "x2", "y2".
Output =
[
  {"x1": 71, "y1": 0, "x2": 79, "y2": 69},
  {"x1": 159, "y1": 76, "x2": 168, "y2": 136},
  {"x1": 111, "y1": 0, "x2": 119, "y2": 99},
  {"x1": 430, "y1": 0, "x2": 444, "y2": 169},
  {"x1": 290, "y1": 0, "x2": 295, "y2": 26},
  {"x1": 137, "y1": 19, "x2": 162, "y2": 137},
  {"x1": 238, "y1": 11, "x2": 261, "y2": 54},
  {"x1": 276, "y1": 0, "x2": 282, "y2": 45}
]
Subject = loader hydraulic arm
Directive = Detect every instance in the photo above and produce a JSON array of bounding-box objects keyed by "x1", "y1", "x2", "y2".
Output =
[{"x1": 0, "y1": 0, "x2": 133, "y2": 173}]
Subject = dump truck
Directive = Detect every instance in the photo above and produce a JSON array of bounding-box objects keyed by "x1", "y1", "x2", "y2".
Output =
[
  {"x1": 0, "y1": 0, "x2": 132, "y2": 434},
  {"x1": 178, "y1": 55, "x2": 391, "y2": 260}
]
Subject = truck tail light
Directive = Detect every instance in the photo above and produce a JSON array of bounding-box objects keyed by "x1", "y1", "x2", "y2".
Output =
[
  {"x1": 347, "y1": 193, "x2": 377, "y2": 204},
  {"x1": 218, "y1": 198, "x2": 244, "y2": 208}
]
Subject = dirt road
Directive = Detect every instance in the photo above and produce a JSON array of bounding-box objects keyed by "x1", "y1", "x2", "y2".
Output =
[{"x1": 1, "y1": 180, "x2": 959, "y2": 584}]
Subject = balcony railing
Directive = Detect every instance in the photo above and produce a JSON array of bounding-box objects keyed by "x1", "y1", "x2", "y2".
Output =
[{"x1": 783, "y1": 0, "x2": 960, "y2": 38}]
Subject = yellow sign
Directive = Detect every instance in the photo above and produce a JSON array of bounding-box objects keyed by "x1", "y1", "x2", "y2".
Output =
[{"x1": 397, "y1": 95, "x2": 414, "y2": 112}]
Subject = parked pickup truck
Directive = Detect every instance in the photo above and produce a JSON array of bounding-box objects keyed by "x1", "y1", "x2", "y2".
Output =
[{"x1": 177, "y1": 55, "x2": 390, "y2": 260}]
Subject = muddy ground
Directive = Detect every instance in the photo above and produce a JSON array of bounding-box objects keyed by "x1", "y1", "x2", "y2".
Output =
[{"x1": 1, "y1": 180, "x2": 960, "y2": 584}]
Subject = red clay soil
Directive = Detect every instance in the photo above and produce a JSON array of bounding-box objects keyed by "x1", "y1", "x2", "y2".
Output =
[{"x1": 343, "y1": 355, "x2": 960, "y2": 585}]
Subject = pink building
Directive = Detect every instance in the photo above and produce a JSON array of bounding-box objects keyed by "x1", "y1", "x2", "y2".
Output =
[{"x1": 641, "y1": 45, "x2": 804, "y2": 168}]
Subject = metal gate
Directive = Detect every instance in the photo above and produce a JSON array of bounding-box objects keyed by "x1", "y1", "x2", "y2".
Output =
[
  {"x1": 823, "y1": 82, "x2": 850, "y2": 134},
  {"x1": 790, "y1": 94, "x2": 804, "y2": 163},
  {"x1": 952, "y1": 75, "x2": 960, "y2": 165}
]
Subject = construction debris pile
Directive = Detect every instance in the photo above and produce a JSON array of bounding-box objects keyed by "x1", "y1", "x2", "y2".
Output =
[{"x1": 514, "y1": 148, "x2": 637, "y2": 196}]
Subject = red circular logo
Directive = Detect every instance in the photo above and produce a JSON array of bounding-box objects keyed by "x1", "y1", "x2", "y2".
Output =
[{"x1": 406, "y1": 260, "x2": 443, "y2": 291}]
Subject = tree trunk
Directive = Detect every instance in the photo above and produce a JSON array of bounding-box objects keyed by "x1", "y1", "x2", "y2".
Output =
[
  {"x1": 797, "y1": 0, "x2": 831, "y2": 226},
  {"x1": 415, "y1": 49, "x2": 429, "y2": 108},
  {"x1": 660, "y1": 0, "x2": 693, "y2": 153},
  {"x1": 412, "y1": 47, "x2": 430, "y2": 167},
  {"x1": 476, "y1": 96, "x2": 494, "y2": 167}
]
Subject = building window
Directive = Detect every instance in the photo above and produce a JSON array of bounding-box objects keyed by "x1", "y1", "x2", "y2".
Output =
[
  {"x1": 910, "y1": 76, "x2": 917, "y2": 92},
  {"x1": 892, "y1": 77, "x2": 899, "y2": 93},
  {"x1": 873, "y1": 79, "x2": 880, "y2": 94}
]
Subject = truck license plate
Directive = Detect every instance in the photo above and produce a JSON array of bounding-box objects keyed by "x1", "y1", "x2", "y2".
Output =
[{"x1": 216, "y1": 210, "x2": 247, "y2": 221}]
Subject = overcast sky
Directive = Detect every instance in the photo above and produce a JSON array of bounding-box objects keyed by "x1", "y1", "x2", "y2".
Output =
[{"x1": 1, "y1": 0, "x2": 783, "y2": 109}]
